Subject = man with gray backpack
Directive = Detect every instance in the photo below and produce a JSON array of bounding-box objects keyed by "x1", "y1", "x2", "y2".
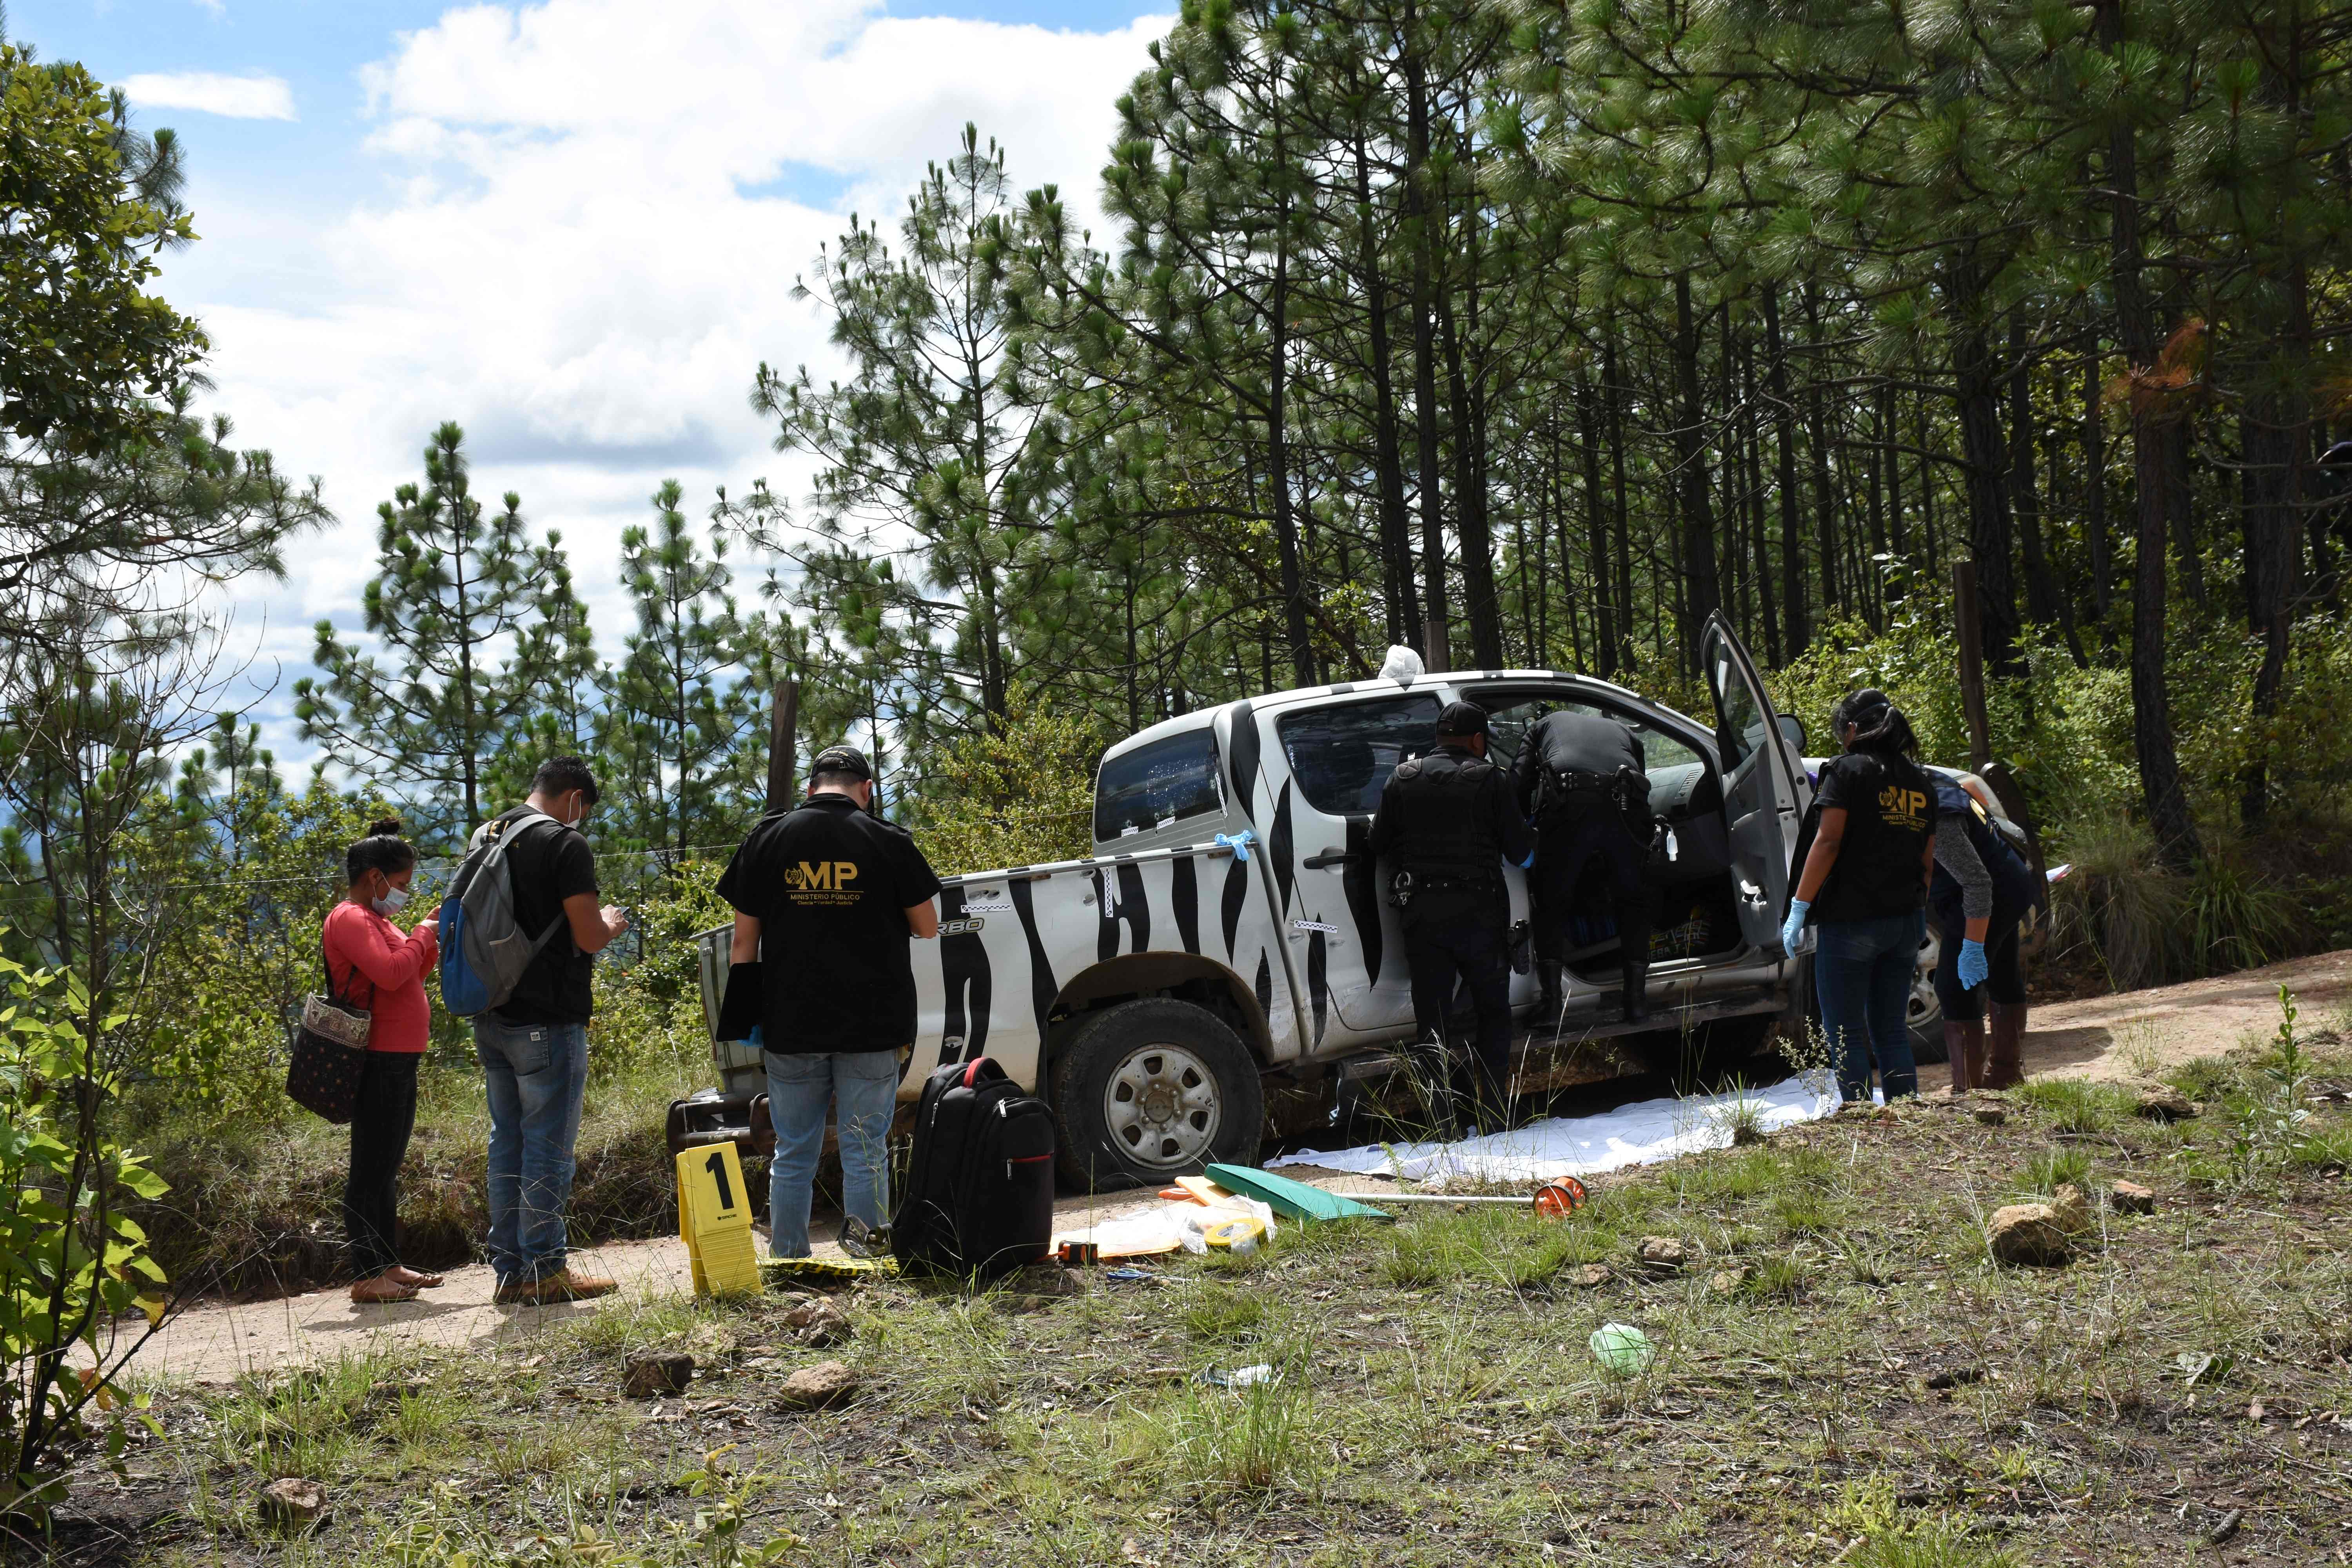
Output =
[{"x1": 441, "y1": 757, "x2": 628, "y2": 1303}]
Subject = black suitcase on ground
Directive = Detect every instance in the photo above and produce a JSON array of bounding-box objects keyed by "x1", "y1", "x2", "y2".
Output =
[{"x1": 892, "y1": 1056, "x2": 1055, "y2": 1281}]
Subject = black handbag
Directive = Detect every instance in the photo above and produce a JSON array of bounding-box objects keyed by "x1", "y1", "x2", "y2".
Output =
[{"x1": 285, "y1": 945, "x2": 375, "y2": 1124}]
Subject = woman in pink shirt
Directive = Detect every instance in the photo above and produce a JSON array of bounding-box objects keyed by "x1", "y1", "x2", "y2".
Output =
[{"x1": 322, "y1": 820, "x2": 443, "y2": 1304}]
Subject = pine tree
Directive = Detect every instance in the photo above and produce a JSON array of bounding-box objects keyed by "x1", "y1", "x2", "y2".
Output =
[
  {"x1": 294, "y1": 422, "x2": 553, "y2": 835},
  {"x1": 601, "y1": 480, "x2": 763, "y2": 860}
]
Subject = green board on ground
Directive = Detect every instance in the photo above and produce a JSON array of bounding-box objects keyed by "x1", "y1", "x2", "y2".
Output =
[{"x1": 1205, "y1": 1163, "x2": 1394, "y2": 1223}]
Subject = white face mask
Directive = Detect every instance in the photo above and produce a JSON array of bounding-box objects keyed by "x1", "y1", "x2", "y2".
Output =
[
  {"x1": 560, "y1": 794, "x2": 586, "y2": 831},
  {"x1": 373, "y1": 883, "x2": 410, "y2": 916}
]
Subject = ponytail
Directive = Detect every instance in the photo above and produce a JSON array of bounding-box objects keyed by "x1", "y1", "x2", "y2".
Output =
[
  {"x1": 346, "y1": 818, "x2": 417, "y2": 884},
  {"x1": 1831, "y1": 688, "x2": 1919, "y2": 759}
]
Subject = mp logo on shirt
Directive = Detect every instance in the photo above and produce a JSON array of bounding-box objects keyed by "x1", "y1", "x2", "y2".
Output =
[
  {"x1": 1877, "y1": 784, "x2": 1929, "y2": 832},
  {"x1": 785, "y1": 860, "x2": 862, "y2": 905}
]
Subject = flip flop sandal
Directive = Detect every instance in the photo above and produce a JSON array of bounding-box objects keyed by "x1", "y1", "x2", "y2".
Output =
[{"x1": 350, "y1": 1277, "x2": 421, "y2": 1304}]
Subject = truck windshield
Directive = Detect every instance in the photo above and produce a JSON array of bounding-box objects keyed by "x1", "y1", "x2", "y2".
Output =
[
  {"x1": 1277, "y1": 695, "x2": 1443, "y2": 815},
  {"x1": 1093, "y1": 728, "x2": 1224, "y2": 842}
]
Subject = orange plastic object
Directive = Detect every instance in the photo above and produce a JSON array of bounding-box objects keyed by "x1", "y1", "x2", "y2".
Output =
[
  {"x1": 1533, "y1": 1177, "x2": 1588, "y2": 1219},
  {"x1": 1158, "y1": 1188, "x2": 1197, "y2": 1203}
]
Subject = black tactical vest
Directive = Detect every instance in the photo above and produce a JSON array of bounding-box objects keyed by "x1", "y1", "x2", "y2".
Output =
[{"x1": 1388, "y1": 749, "x2": 1506, "y2": 888}]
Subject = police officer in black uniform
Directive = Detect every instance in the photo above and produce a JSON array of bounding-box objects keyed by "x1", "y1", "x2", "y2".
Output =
[
  {"x1": 1512, "y1": 708, "x2": 1656, "y2": 1028},
  {"x1": 1367, "y1": 701, "x2": 1537, "y2": 1132}
]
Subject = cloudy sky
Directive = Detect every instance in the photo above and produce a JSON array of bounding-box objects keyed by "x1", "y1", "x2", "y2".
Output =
[{"x1": 13, "y1": 0, "x2": 1170, "y2": 769}]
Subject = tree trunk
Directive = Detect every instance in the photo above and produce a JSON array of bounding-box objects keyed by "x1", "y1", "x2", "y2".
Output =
[
  {"x1": 1801, "y1": 281, "x2": 1839, "y2": 618},
  {"x1": 1574, "y1": 386, "x2": 1617, "y2": 677},
  {"x1": 1741, "y1": 339, "x2": 1780, "y2": 661},
  {"x1": 1763, "y1": 284, "x2": 1808, "y2": 653},
  {"x1": 2101, "y1": 0, "x2": 2200, "y2": 870},
  {"x1": 1266, "y1": 118, "x2": 1315, "y2": 689},
  {"x1": 1441, "y1": 265, "x2": 1503, "y2": 668},
  {"x1": 1351, "y1": 131, "x2": 1415, "y2": 646},
  {"x1": 1951, "y1": 298, "x2": 2020, "y2": 674},
  {"x1": 2083, "y1": 336, "x2": 2114, "y2": 629},
  {"x1": 1672, "y1": 275, "x2": 1722, "y2": 661},
  {"x1": 1403, "y1": 19, "x2": 1448, "y2": 668},
  {"x1": 2239, "y1": 11, "x2": 2315, "y2": 830},
  {"x1": 1604, "y1": 332, "x2": 1634, "y2": 669}
]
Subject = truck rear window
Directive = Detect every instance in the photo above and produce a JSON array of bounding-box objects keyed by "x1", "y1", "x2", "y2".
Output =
[
  {"x1": 1277, "y1": 695, "x2": 1443, "y2": 815},
  {"x1": 1093, "y1": 729, "x2": 1224, "y2": 842}
]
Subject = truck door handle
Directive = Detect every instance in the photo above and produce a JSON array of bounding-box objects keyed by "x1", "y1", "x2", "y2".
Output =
[{"x1": 1304, "y1": 849, "x2": 1358, "y2": 869}]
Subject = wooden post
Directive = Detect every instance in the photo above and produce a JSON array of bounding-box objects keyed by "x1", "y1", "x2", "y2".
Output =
[
  {"x1": 764, "y1": 677, "x2": 800, "y2": 815},
  {"x1": 1952, "y1": 561, "x2": 1992, "y2": 771}
]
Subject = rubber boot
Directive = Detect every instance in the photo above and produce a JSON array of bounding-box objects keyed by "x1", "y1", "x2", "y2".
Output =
[
  {"x1": 1621, "y1": 959, "x2": 1650, "y2": 1024},
  {"x1": 1982, "y1": 1001, "x2": 2027, "y2": 1091},
  {"x1": 1533, "y1": 960, "x2": 1564, "y2": 1036},
  {"x1": 1944, "y1": 1020, "x2": 1985, "y2": 1096}
]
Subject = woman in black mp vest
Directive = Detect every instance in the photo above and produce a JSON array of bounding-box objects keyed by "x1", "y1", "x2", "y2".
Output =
[{"x1": 1780, "y1": 690, "x2": 1940, "y2": 1103}]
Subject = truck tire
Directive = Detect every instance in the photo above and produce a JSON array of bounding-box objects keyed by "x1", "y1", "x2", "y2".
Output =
[{"x1": 1049, "y1": 998, "x2": 1265, "y2": 1192}]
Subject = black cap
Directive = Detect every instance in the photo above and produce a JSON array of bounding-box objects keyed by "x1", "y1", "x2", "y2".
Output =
[
  {"x1": 808, "y1": 744, "x2": 873, "y2": 781},
  {"x1": 1435, "y1": 700, "x2": 1489, "y2": 738}
]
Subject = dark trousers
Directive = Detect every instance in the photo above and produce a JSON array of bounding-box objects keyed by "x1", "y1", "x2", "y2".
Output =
[
  {"x1": 1532, "y1": 808, "x2": 1651, "y2": 963},
  {"x1": 1404, "y1": 913, "x2": 1514, "y2": 1127},
  {"x1": 345, "y1": 1050, "x2": 421, "y2": 1279},
  {"x1": 1931, "y1": 898, "x2": 2029, "y2": 1020}
]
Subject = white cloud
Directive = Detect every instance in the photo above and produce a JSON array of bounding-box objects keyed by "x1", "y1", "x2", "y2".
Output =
[
  {"x1": 158, "y1": 1, "x2": 1170, "y2": 768},
  {"x1": 122, "y1": 70, "x2": 295, "y2": 120}
]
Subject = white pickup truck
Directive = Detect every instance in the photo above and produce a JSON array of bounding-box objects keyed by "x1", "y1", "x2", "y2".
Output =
[{"x1": 684, "y1": 612, "x2": 1937, "y2": 1189}]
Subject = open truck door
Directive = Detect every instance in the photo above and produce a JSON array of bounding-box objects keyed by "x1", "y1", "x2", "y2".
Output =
[{"x1": 1699, "y1": 612, "x2": 1810, "y2": 959}]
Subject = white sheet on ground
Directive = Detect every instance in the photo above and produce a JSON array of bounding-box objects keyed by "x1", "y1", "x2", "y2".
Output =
[{"x1": 1266, "y1": 1073, "x2": 1847, "y2": 1185}]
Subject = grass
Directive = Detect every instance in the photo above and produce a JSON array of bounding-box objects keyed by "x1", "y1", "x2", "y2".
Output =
[
  {"x1": 53, "y1": 1042, "x2": 2352, "y2": 1567},
  {"x1": 2013, "y1": 1076, "x2": 2134, "y2": 1135},
  {"x1": 123, "y1": 1048, "x2": 707, "y2": 1298}
]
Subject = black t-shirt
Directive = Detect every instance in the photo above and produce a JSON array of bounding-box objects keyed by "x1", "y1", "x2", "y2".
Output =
[
  {"x1": 487, "y1": 807, "x2": 601, "y2": 1026},
  {"x1": 716, "y1": 795, "x2": 944, "y2": 1054},
  {"x1": 1811, "y1": 751, "x2": 1939, "y2": 923}
]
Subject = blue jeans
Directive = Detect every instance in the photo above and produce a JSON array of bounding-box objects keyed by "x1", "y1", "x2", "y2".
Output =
[
  {"x1": 766, "y1": 1050, "x2": 899, "y2": 1260},
  {"x1": 1814, "y1": 910, "x2": 1924, "y2": 1103},
  {"x1": 474, "y1": 1016, "x2": 588, "y2": 1285}
]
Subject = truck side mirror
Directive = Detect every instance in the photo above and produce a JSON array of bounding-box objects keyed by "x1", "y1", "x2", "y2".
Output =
[{"x1": 1776, "y1": 713, "x2": 1807, "y2": 752}]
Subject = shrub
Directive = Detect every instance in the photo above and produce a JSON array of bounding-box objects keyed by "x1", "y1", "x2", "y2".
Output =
[{"x1": 1, "y1": 949, "x2": 169, "y2": 1517}]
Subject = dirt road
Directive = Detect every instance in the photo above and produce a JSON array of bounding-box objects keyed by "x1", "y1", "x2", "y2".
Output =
[
  {"x1": 131, "y1": 1185, "x2": 1176, "y2": 1385},
  {"x1": 2018, "y1": 948, "x2": 2351, "y2": 1082},
  {"x1": 129, "y1": 950, "x2": 2350, "y2": 1385}
]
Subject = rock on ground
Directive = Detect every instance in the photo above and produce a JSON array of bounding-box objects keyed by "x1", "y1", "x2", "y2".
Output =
[
  {"x1": 1635, "y1": 1236, "x2": 1688, "y2": 1275},
  {"x1": 1708, "y1": 1267, "x2": 1750, "y2": 1296},
  {"x1": 784, "y1": 1296, "x2": 853, "y2": 1348},
  {"x1": 257, "y1": 1477, "x2": 327, "y2": 1531},
  {"x1": 1987, "y1": 1203, "x2": 2073, "y2": 1267},
  {"x1": 2111, "y1": 1179, "x2": 2156, "y2": 1215},
  {"x1": 1566, "y1": 1263, "x2": 1611, "y2": 1289},
  {"x1": 1973, "y1": 1104, "x2": 2008, "y2": 1126},
  {"x1": 623, "y1": 1351, "x2": 695, "y2": 1400},
  {"x1": 2134, "y1": 1083, "x2": 2198, "y2": 1121},
  {"x1": 779, "y1": 1359, "x2": 860, "y2": 1410},
  {"x1": 2050, "y1": 1183, "x2": 2093, "y2": 1232}
]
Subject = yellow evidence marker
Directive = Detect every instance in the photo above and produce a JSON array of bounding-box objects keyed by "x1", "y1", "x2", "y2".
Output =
[{"x1": 675, "y1": 1142, "x2": 762, "y2": 1298}]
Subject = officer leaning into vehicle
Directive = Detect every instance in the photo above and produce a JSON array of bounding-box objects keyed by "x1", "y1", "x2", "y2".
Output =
[
  {"x1": 1511, "y1": 706, "x2": 1656, "y2": 1031},
  {"x1": 1367, "y1": 701, "x2": 1537, "y2": 1134}
]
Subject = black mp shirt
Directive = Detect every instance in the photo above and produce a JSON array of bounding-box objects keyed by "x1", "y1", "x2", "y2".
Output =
[
  {"x1": 488, "y1": 807, "x2": 602, "y2": 1026},
  {"x1": 716, "y1": 794, "x2": 945, "y2": 1054},
  {"x1": 1811, "y1": 751, "x2": 1939, "y2": 923}
]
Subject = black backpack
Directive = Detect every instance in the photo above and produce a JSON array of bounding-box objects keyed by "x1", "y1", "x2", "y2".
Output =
[{"x1": 892, "y1": 1056, "x2": 1055, "y2": 1281}]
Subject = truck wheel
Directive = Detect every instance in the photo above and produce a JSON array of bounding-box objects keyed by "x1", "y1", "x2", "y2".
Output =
[
  {"x1": 1909, "y1": 927, "x2": 1948, "y2": 1065},
  {"x1": 1050, "y1": 998, "x2": 1265, "y2": 1192}
]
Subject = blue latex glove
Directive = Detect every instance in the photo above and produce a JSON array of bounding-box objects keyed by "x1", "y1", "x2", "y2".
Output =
[
  {"x1": 1779, "y1": 898, "x2": 1810, "y2": 956},
  {"x1": 1957, "y1": 938, "x2": 1989, "y2": 989}
]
